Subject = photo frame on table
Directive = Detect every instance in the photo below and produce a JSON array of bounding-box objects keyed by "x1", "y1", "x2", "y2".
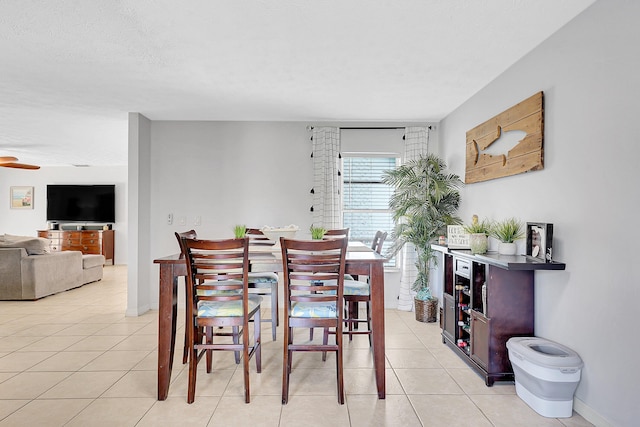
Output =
[
  {"x1": 10, "y1": 186, "x2": 34, "y2": 210},
  {"x1": 526, "y1": 222, "x2": 553, "y2": 262},
  {"x1": 447, "y1": 225, "x2": 470, "y2": 249}
]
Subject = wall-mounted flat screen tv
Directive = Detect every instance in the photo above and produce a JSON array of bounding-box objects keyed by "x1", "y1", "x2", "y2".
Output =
[{"x1": 46, "y1": 184, "x2": 115, "y2": 223}]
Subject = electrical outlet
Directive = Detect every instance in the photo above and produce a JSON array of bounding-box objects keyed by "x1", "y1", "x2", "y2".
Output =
[
  {"x1": 167, "y1": 213, "x2": 173, "y2": 225},
  {"x1": 194, "y1": 216, "x2": 201, "y2": 226},
  {"x1": 178, "y1": 216, "x2": 186, "y2": 226}
]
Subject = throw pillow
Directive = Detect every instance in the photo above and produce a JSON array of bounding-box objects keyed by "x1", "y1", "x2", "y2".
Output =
[{"x1": 0, "y1": 234, "x2": 51, "y2": 255}]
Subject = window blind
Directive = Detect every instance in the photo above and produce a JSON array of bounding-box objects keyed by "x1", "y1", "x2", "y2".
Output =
[{"x1": 342, "y1": 156, "x2": 397, "y2": 260}]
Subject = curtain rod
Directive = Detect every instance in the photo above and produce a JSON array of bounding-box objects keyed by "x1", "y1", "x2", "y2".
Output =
[
  {"x1": 307, "y1": 126, "x2": 432, "y2": 131},
  {"x1": 341, "y1": 127, "x2": 405, "y2": 130}
]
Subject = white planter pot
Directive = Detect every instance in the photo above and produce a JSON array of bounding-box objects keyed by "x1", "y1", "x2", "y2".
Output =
[
  {"x1": 469, "y1": 233, "x2": 488, "y2": 254},
  {"x1": 498, "y1": 242, "x2": 517, "y2": 255}
]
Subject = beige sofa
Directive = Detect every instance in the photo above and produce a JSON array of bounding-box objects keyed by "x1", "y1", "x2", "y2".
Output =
[{"x1": 0, "y1": 235, "x2": 105, "y2": 300}]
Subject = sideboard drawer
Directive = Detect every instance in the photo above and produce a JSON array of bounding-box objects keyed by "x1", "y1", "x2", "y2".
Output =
[
  {"x1": 82, "y1": 244, "x2": 101, "y2": 254},
  {"x1": 80, "y1": 231, "x2": 100, "y2": 240}
]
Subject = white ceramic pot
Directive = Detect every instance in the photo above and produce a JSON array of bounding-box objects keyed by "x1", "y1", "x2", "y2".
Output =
[{"x1": 498, "y1": 242, "x2": 517, "y2": 255}]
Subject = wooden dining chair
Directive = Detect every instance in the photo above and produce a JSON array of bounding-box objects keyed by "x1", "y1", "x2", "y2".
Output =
[
  {"x1": 175, "y1": 230, "x2": 199, "y2": 364},
  {"x1": 280, "y1": 236, "x2": 347, "y2": 404},
  {"x1": 344, "y1": 231, "x2": 386, "y2": 341},
  {"x1": 176, "y1": 229, "x2": 277, "y2": 359},
  {"x1": 246, "y1": 228, "x2": 279, "y2": 340},
  {"x1": 181, "y1": 236, "x2": 262, "y2": 404},
  {"x1": 308, "y1": 227, "x2": 350, "y2": 340},
  {"x1": 323, "y1": 230, "x2": 386, "y2": 352}
]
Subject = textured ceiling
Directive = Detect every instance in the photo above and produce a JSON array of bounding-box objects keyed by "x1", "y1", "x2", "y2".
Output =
[{"x1": 0, "y1": 0, "x2": 596, "y2": 166}]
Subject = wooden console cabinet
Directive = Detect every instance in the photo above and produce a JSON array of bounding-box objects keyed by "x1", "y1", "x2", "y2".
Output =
[
  {"x1": 38, "y1": 229, "x2": 114, "y2": 265},
  {"x1": 437, "y1": 246, "x2": 565, "y2": 385}
]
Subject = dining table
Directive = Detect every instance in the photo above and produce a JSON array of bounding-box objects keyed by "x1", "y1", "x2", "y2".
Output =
[{"x1": 153, "y1": 241, "x2": 387, "y2": 400}]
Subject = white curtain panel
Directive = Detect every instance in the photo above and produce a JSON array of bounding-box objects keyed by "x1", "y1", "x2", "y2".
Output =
[
  {"x1": 397, "y1": 126, "x2": 430, "y2": 311},
  {"x1": 311, "y1": 127, "x2": 342, "y2": 229}
]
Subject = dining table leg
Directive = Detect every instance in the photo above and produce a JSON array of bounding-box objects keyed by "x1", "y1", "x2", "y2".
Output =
[
  {"x1": 369, "y1": 261, "x2": 386, "y2": 399},
  {"x1": 157, "y1": 263, "x2": 179, "y2": 400}
]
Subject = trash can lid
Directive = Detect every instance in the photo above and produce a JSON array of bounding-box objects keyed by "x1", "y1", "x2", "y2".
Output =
[{"x1": 507, "y1": 337, "x2": 583, "y2": 370}]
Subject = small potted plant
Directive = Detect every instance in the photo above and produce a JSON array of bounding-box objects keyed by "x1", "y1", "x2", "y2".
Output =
[
  {"x1": 309, "y1": 224, "x2": 327, "y2": 240},
  {"x1": 463, "y1": 215, "x2": 491, "y2": 254},
  {"x1": 490, "y1": 217, "x2": 525, "y2": 255},
  {"x1": 233, "y1": 224, "x2": 247, "y2": 239}
]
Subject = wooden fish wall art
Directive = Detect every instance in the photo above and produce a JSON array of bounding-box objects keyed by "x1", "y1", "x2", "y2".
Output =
[{"x1": 465, "y1": 91, "x2": 544, "y2": 184}]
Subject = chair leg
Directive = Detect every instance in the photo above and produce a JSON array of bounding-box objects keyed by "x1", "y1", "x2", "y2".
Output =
[
  {"x1": 336, "y1": 326, "x2": 345, "y2": 404},
  {"x1": 366, "y1": 301, "x2": 372, "y2": 346},
  {"x1": 254, "y1": 310, "x2": 262, "y2": 373},
  {"x1": 233, "y1": 326, "x2": 240, "y2": 364},
  {"x1": 270, "y1": 282, "x2": 278, "y2": 340},
  {"x1": 206, "y1": 327, "x2": 213, "y2": 373},
  {"x1": 187, "y1": 342, "x2": 198, "y2": 404},
  {"x1": 282, "y1": 326, "x2": 292, "y2": 404},
  {"x1": 183, "y1": 315, "x2": 190, "y2": 364},
  {"x1": 351, "y1": 301, "x2": 359, "y2": 330},
  {"x1": 322, "y1": 327, "x2": 330, "y2": 361},
  {"x1": 243, "y1": 322, "x2": 251, "y2": 403}
]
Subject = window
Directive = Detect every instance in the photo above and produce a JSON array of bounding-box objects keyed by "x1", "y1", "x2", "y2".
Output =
[{"x1": 342, "y1": 156, "x2": 398, "y2": 265}]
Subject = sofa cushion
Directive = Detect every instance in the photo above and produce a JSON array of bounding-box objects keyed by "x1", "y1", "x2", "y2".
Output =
[
  {"x1": 0, "y1": 234, "x2": 51, "y2": 255},
  {"x1": 82, "y1": 254, "x2": 105, "y2": 269}
]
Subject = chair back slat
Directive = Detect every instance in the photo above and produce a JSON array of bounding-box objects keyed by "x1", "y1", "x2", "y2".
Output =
[
  {"x1": 324, "y1": 228, "x2": 350, "y2": 240},
  {"x1": 280, "y1": 236, "x2": 347, "y2": 311},
  {"x1": 371, "y1": 230, "x2": 388, "y2": 254},
  {"x1": 183, "y1": 237, "x2": 250, "y2": 307}
]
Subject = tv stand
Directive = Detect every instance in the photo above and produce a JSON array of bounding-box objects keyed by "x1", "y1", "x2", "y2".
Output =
[{"x1": 38, "y1": 229, "x2": 114, "y2": 265}]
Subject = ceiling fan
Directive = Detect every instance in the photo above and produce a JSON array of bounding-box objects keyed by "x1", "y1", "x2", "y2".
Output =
[{"x1": 0, "y1": 156, "x2": 40, "y2": 170}]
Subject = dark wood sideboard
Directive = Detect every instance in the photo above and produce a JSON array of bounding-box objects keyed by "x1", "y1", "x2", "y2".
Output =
[
  {"x1": 435, "y1": 245, "x2": 565, "y2": 386},
  {"x1": 38, "y1": 229, "x2": 114, "y2": 265}
]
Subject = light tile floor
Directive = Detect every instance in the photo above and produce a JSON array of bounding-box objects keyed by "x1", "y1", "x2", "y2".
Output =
[{"x1": 0, "y1": 266, "x2": 594, "y2": 426}]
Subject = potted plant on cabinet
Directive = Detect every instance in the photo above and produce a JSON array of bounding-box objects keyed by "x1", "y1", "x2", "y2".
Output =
[
  {"x1": 383, "y1": 153, "x2": 462, "y2": 322},
  {"x1": 490, "y1": 217, "x2": 525, "y2": 255},
  {"x1": 463, "y1": 215, "x2": 492, "y2": 254}
]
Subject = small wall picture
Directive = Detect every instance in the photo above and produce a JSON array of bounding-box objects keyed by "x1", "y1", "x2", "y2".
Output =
[
  {"x1": 526, "y1": 222, "x2": 553, "y2": 262},
  {"x1": 447, "y1": 225, "x2": 470, "y2": 249},
  {"x1": 10, "y1": 186, "x2": 34, "y2": 209}
]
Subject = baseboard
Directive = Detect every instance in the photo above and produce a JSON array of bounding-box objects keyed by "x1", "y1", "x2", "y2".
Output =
[
  {"x1": 125, "y1": 304, "x2": 150, "y2": 317},
  {"x1": 574, "y1": 396, "x2": 612, "y2": 427}
]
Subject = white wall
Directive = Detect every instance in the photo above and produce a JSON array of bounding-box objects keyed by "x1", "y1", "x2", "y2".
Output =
[
  {"x1": 134, "y1": 121, "x2": 429, "y2": 310},
  {"x1": 127, "y1": 113, "x2": 152, "y2": 316},
  {"x1": 439, "y1": 1, "x2": 638, "y2": 425},
  {"x1": 0, "y1": 166, "x2": 128, "y2": 264}
]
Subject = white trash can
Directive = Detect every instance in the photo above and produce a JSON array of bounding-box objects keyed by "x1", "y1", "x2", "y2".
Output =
[{"x1": 506, "y1": 337, "x2": 583, "y2": 418}]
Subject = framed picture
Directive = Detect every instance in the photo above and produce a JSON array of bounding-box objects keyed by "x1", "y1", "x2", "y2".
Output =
[
  {"x1": 447, "y1": 225, "x2": 470, "y2": 249},
  {"x1": 10, "y1": 186, "x2": 34, "y2": 209},
  {"x1": 526, "y1": 222, "x2": 553, "y2": 262}
]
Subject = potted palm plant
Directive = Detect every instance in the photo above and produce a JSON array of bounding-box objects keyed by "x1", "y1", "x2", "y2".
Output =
[
  {"x1": 490, "y1": 217, "x2": 525, "y2": 255},
  {"x1": 383, "y1": 153, "x2": 462, "y2": 322}
]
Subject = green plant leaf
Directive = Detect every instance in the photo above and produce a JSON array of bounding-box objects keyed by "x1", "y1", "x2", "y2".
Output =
[
  {"x1": 233, "y1": 224, "x2": 246, "y2": 238},
  {"x1": 382, "y1": 154, "x2": 462, "y2": 294},
  {"x1": 489, "y1": 217, "x2": 524, "y2": 243}
]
